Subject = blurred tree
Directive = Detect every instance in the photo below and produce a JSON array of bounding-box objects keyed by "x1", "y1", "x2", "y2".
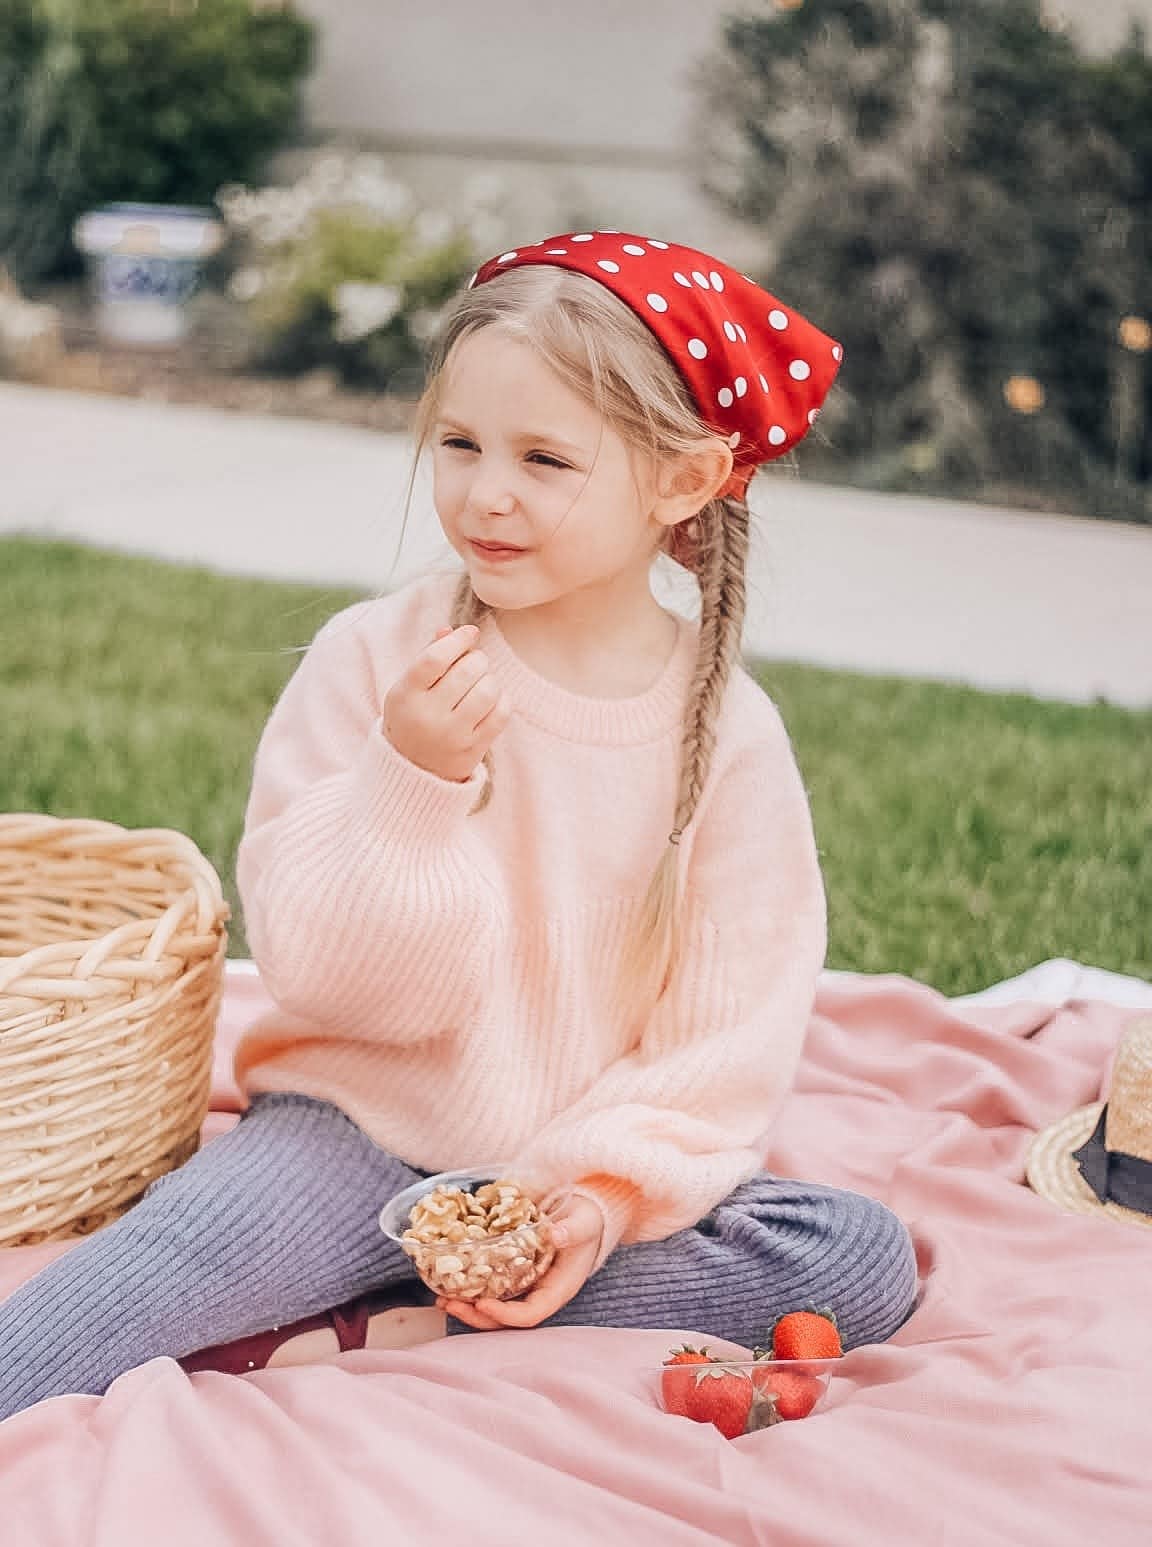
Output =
[
  {"x1": 0, "y1": 0, "x2": 78, "y2": 286},
  {"x1": 0, "y1": 0, "x2": 314, "y2": 286},
  {"x1": 692, "y1": 0, "x2": 1151, "y2": 516}
]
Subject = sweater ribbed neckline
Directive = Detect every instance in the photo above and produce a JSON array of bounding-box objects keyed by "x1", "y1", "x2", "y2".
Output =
[{"x1": 478, "y1": 606, "x2": 698, "y2": 743}]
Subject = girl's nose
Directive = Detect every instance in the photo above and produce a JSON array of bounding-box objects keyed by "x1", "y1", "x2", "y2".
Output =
[{"x1": 465, "y1": 455, "x2": 518, "y2": 514}]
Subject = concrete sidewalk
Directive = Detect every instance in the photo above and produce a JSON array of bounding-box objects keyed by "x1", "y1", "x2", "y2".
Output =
[{"x1": 3, "y1": 382, "x2": 1150, "y2": 708}]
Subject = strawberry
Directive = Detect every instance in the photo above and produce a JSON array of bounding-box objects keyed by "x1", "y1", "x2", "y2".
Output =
[
  {"x1": 749, "y1": 1364, "x2": 825, "y2": 1423},
  {"x1": 768, "y1": 1307, "x2": 842, "y2": 1360},
  {"x1": 661, "y1": 1344, "x2": 715, "y2": 1417},
  {"x1": 681, "y1": 1363, "x2": 755, "y2": 1440},
  {"x1": 661, "y1": 1345, "x2": 754, "y2": 1439}
]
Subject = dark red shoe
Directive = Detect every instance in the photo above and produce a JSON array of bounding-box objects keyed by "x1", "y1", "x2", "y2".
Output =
[{"x1": 178, "y1": 1279, "x2": 439, "y2": 1376}]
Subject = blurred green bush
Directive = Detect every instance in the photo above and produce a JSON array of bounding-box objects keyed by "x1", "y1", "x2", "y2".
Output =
[
  {"x1": 218, "y1": 154, "x2": 508, "y2": 393},
  {"x1": 0, "y1": 0, "x2": 314, "y2": 285},
  {"x1": 694, "y1": 0, "x2": 1152, "y2": 518}
]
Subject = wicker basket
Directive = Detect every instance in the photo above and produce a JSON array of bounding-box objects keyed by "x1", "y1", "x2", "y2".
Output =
[{"x1": 0, "y1": 814, "x2": 230, "y2": 1247}]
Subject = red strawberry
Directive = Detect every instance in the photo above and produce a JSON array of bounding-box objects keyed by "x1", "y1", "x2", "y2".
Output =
[
  {"x1": 681, "y1": 1363, "x2": 755, "y2": 1440},
  {"x1": 749, "y1": 1364, "x2": 825, "y2": 1423},
  {"x1": 661, "y1": 1344, "x2": 715, "y2": 1417},
  {"x1": 769, "y1": 1307, "x2": 842, "y2": 1360}
]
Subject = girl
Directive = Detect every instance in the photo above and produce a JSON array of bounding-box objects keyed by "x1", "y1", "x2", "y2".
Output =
[{"x1": 0, "y1": 231, "x2": 918, "y2": 1415}]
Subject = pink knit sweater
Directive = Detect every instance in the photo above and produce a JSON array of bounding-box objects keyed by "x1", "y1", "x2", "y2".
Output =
[{"x1": 232, "y1": 568, "x2": 827, "y2": 1274}]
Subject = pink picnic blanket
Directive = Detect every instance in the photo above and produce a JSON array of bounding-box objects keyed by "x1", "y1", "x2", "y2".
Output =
[{"x1": 1, "y1": 964, "x2": 1148, "y2": 1545}]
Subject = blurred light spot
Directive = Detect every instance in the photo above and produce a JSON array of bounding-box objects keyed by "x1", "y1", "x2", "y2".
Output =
[
  {"x1": 1118, "y1": 316, "x2": 1151, "y2": 353},
  {"x1": 1004, "y1": 375, "x2": 1045, "y2": 413}
]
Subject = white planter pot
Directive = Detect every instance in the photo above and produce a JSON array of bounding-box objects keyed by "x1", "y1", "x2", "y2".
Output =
[{"x1": 73, "y1": 203, "x2": 225, "y2": 346}]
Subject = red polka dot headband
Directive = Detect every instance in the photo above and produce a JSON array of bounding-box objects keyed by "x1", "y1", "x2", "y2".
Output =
[{"x1": 469, "y1": 229, "x2": 843, "y2": 501}]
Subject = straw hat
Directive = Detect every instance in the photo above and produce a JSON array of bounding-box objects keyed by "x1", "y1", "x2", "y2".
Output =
[{"x1": 1025, "y1": 1012, "x2": 1152, "y2": 1228}]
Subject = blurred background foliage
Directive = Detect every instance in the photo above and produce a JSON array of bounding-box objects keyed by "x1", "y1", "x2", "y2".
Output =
[
  {"x1": 0, "y1": 0, "x2": 314, "y2": 284},
  {"x1": 215, "y1": 152, "x2": 501, "y2": 392}
]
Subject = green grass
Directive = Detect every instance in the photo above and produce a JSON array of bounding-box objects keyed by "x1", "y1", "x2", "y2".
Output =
[{"x1": 3, "y1": 534, "x2": 1148, "y2": 996}]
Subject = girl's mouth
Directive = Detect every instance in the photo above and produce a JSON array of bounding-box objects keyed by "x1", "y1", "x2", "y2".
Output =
[{"x1": 469, "y1": 540, "x2": 527, "y2": 562}]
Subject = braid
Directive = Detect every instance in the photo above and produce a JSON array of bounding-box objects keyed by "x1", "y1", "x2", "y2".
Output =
[
  {"x1": 670, "y1": 492, "x2": 749, "y2": 845},
  {"x1": 621, "y1": 490, "x2": 751, "y2": 1010}
]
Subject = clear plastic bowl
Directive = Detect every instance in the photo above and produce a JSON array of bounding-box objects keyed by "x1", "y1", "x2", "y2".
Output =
[
  {"x1": 655, "y1": 1355, "x2": 841, "y2": 1432},
  {"x1": 378, "y1": 1167, "x2": 571, "y2": 1302}
]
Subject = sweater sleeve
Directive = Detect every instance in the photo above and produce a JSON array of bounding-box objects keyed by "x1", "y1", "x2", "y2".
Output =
[
  {"x1": 509, "y1": 711, "x2": 828, "y2": 1276},
  {"x1": 235, "y1": 601, "x2": 498, "y2": 1040}
]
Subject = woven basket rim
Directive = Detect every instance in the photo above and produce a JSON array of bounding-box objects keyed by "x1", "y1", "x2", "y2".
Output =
[
  {"x1": 0, "y1": 812, "x2": 224, "y2": 878},
  {"x1": 1, "y1": 813, "x2": 227, "y2": 981}
]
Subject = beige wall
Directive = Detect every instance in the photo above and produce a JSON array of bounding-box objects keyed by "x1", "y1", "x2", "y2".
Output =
[
  {"x1": 296, "y1": 0, "x2": 733, "y2": 152},
  {"x1": 289, "y1": 0, "x2": 762, "y2": 261}
]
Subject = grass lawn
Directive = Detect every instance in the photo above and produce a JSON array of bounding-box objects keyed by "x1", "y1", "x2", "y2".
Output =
[{"x1": 2, "y1": 534, "x2": 1148, "y2": 997}]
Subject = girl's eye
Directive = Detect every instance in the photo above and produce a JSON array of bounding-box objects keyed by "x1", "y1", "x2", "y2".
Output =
[{"x1": 438, "y1": 437, "x2": 570, "y2": 470}]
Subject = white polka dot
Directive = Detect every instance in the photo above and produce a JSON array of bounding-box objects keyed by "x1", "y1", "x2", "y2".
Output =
[
  {"x1": 497, "y1": 252, "x2": 518, "y2": 263},
  {"x1": 673, "y1": 272, "x2": 693, "y2": 287},
  {"x1": 808, "y1": 408, "x2": 820, "y2": 424},
  {"x1": 687, "y1": 338, "x2": 708, "y2": 359},
  {"x1": 735, "y1": 325, "x2": 747, "y2": 342},
  {"x1": 597, "y1": 260, "x2": 621, "y2": 272},
  {"x1": 735, "y1": 376, "x2": 748, "y2": 397},
  {"x1": 789, "y1": 360, "x2": 811, "y2": 381},
  {"x1": 709, "y1": 271, "x2": 725, "y2": 291},
  {"x1": 723, "y1": 321, "x2": 738, "y2": 341},
  {"x1": 647, "y1": 240, "x2": 670, "y2": 249},
  {"x1": 832, "y1": 344, "x2": 843, "y2": 360},
  {"x1": 646, "y1": 293, "x2": 669, "y2": 312},
  {"x1": 768, "y1": 425, "x2": 787, "y2": 446},
  {"x1": 692, "y1": 271, "x2": 710, "y2": 288},
  {"x1": 546, "y1": 247, "x2": 568, "y2": 254},
  {"x1": 768, "y1": 310, "x2": 789, "y2": 330},
  {"x1": 572, "y1": 234, "x2": 594, "y2": 242},
  {"x1": 727, "y1": 431, "x2": 741, "y2": 448},
  {"x1": 717, "y1": 387, "x2": 734, "y2": 408},
  {"x1": 622, "y1": 244, "x2": 646, "y2": 256},
  {"x1": 758, "y1": 374, "x2": 770, "y2": 392}
]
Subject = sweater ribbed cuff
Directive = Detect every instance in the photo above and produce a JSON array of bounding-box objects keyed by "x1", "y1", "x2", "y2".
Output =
[
  {"x1": 569, "y1": 1175, "x2": 640, "y2": 1276},
  {"x1": 350, "y1": 720, "x2": 488, "y2": 843}
]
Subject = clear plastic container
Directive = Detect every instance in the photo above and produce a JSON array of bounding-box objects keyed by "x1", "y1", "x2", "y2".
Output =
[
  {"x1": 655, "y1": 1355, "x2": 841, "y2": 1433},
  {"x1": 379, "y1": 1167, "x2": 572, "y2": 1302}
]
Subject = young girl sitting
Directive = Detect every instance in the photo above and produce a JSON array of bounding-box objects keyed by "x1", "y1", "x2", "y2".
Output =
[{"x1": 0, "y1": 231, "x2": 918, "y2": 1415}]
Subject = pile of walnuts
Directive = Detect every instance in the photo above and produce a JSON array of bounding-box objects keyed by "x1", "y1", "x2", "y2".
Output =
[{"x1": 400, "y1": 1179, "x2": 557, "y2": 1301}]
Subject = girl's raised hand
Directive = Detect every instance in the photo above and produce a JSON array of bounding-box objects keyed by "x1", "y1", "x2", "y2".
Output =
[
  {"x1": 382, "y1": 623, "x2": 513, "y2": 784},
  {"x1": 434, "y1": 1192, "x2": 606, "y2": 1331}
]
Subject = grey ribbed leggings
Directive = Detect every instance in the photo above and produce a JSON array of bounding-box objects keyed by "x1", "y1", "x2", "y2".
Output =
[{"x1": 0, "y1": 1093, "x2": 919, "y2": 1422}]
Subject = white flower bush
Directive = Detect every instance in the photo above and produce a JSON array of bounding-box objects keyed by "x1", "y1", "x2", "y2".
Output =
[
  {"x1": 332, "y1": 281, "x2": 403, "y2": 342},
  {"x1": 215, "y1": 151, "x2": 512, "y2": 389}
]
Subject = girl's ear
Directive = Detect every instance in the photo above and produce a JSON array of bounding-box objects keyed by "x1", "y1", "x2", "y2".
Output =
[{"x1": 653, "y1": 437, "x2": 734, "y2": 523}]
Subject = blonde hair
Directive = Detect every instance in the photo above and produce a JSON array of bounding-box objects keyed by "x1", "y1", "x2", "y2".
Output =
[{"x1": 398, "y1": 265, "x2": 754, "y2": 1023}]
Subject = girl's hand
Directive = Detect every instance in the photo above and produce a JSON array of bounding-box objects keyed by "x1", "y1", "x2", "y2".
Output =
[
  {"x1": 382, "y1": 623, "x2": 513, "y2": 784},
  {"x1": 436, "y1": 1192, "x2": 605, "y2": 1330}
]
